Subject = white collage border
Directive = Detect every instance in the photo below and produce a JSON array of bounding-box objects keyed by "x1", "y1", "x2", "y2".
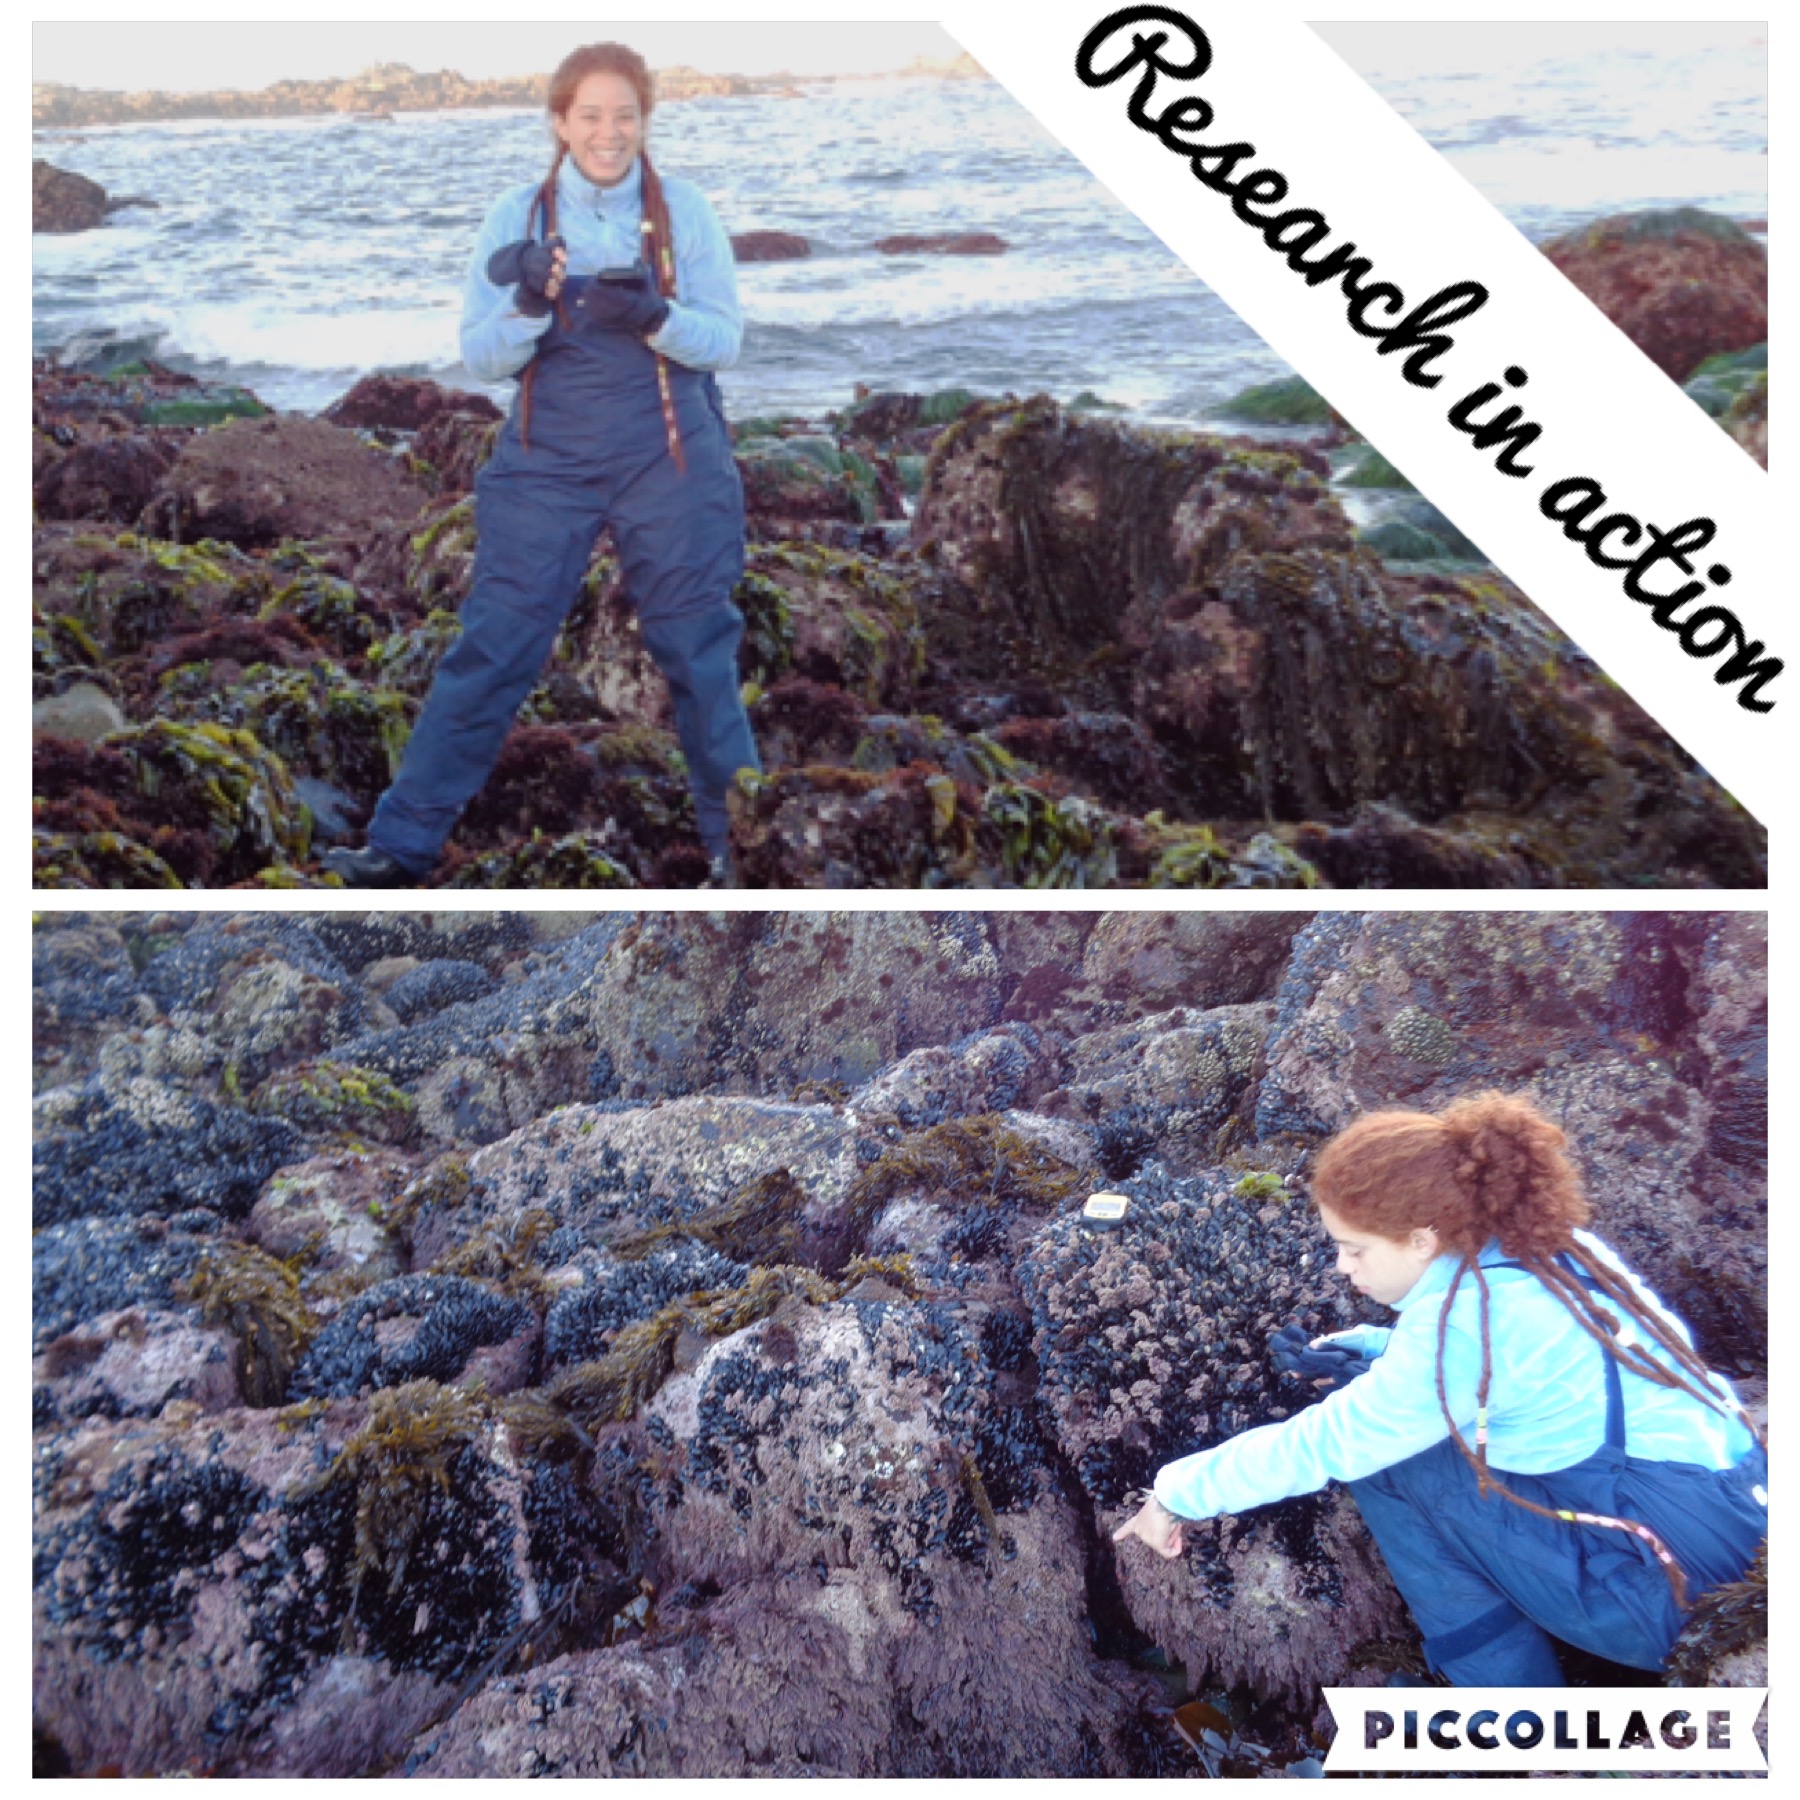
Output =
[{"x1": 21, "y1": 3, "x2": 1787, "y2": 1788}]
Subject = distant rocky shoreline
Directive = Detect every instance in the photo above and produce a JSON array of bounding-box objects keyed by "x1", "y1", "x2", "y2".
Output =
[{"x1": 31, "y1": 54, "x2": 985, "y2": 133}]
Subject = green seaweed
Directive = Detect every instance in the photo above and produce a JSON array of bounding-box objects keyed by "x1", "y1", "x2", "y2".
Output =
[
  {"x1": 169, "y1": 660, "x2": 414, "y2": 795},
  {"x1": 110, "y1": 718, "x2": 312, "y2": 874},
  {"x1": 1578, "y1": 206, "x2": 1757, "y2": 248},
  {"x1": 248, "y1": 1060, "x2": 418, "y2": 1141},
  {"x1": 607, "y1": 1169, "x2": 814, "y2": 1267},
  {"x1": 731, "y1": 570, "x2": 797, "y2": 683},
  {"x1": 920, "y1": 387, "x2": 980, "y2": 426},
  {"x1": 1231, "y1": 1171, "x2": 1290, "y2": 1204},
  {"x1": 292, "y1": 1378, "x2": 490, "y2": 1634},
  {"x1": 184, "y1": 1239, "x2": 322, "y2": 1407},
  {"x1": 369, "y1": 610, "x2": 464, "y2": 697},
  {"x1": 31, "y1": 829, "x2": 185, "y2": 890},
  {"x1": 1336, "y1": 447, "x2": 1413, "y2": 490},
  {"x1": 1215, "y1": 375, "x2": 1331, "y2": 426},
  {"x1": 1665, "y1": 1542, "x2": 1766, "y2": 1684},
  {"x1": 443, "y1": 830, "x2": 634, "y2": 889},
  {"x1": 260, "y1": 570, "x2": 378, "y2": 658},
  {"x1": 984, "y1": 784, "x2": 1118, "y2": 888},
  {"x1": 139, "y1": 394, "x2": 269, "y2": 427},
  {"x1": 842, "y1": 1114, "x2": 1084, "y2": 1248}
]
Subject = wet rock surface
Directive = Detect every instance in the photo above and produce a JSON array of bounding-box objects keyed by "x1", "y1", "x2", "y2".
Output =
[
  {"x1": 33, "y1": 159, "x2": 139, "y2": 233},
  {"x1": 30, "y1": 906, "x2": 1764, "y2": 1772},
  {"x1": 30, "y1": 213, "x2": 1768, "y2": 890},
  {"x1": 1542, "y1": 208, "x2": 1767, "y2": 382}
]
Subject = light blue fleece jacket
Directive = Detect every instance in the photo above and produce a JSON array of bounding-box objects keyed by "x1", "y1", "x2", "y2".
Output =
[
  {"x1": 1153, "y1": 1229, "x2": 1754, "y2": 1522},
  {"x1": 460, "y1": 155, "x2": 742, "y2": 383}
]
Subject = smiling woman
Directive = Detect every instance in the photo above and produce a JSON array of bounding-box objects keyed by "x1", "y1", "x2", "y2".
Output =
[{"x1": 321, "y1": 40, "x2": 760, "y2": 890}]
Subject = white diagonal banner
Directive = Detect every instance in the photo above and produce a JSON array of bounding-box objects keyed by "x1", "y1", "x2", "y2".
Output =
[{"x1": 946, "y1": 6, "x2": 1777, "y2": 825}]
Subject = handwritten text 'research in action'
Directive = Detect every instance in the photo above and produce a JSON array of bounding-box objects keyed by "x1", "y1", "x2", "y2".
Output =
[{"x1": 1075, "y1": 5, "x2": 1777, "y2": 712}]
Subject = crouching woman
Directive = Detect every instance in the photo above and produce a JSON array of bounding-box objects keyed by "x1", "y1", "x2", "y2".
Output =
[{"x1": 1112, "y1": 1093, "x2": 1766, "y2": 1686}]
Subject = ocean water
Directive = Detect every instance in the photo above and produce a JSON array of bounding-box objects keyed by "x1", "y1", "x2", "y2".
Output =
[{"x1": 32, "y1": 44, "x2": 1765, "y2": 424}]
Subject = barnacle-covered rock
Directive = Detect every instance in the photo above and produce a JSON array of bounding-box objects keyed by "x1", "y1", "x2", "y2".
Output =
[
  {"x1": 1081, "y1": 912, "x2": 1307, "y2": 1016},
  {"x1": 33, "y1": 1079, "x2": 301, "y2": 1229},
  {"x1": 33, "y1": 1306, "x2": 241, "y2": 1427},
  {"x1": 243, "y1": 1148, "x2": 413, "y2": 1280},
  {"x1": 31, "y1": 1387, "x2": 547, "y2": 1775},
  {"x1": 310, "y1": 909, "x2": 544, "y2": 973},
  {"x1": 403, "y1": 1562, "x2": 1160, "y2": 1778},
  {"x1": 1253, "y1": 912, "x2": 1767, "y2": 1370},
  {"x1": 139, "y1": 912, "x2": 352, "y2": 1012},
  {"x1": 1109, "y1": 1487, "x2": 1409, "y2": 1706},
  {"x1": 315, "y1": 917, "x2": 633, "y2": 1128},
  {"x1": 427, "y1": 1097, "x2": 861, "y2": 1269},
  {"x1": 847, "y1": 1021, "x2": 1056, "y2": 1131},
  {"x1": 531, "y1": 1296, "x2": 1168, "y2": 1775},
  {"x1": 1040, "y1": 1002, "x2": 1272, "y2": 1175},
  {"x1": 1017, "y1": 1162, "x2": 1405, "y2": 1698},
  {"x1": 32, "y1": 916, "x2": 158, "y2": 1091},
  {"x1": 288, "y1": 1274, "x2": 536, "y2": 1400},
  {"x1": 553, "y1": 912, "x2": 1006, "y2": 1098}
]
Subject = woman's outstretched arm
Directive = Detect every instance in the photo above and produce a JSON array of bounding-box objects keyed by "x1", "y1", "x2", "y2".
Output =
[{"x1": 1151, "y1": 1307, "x2": 1479, "y2": 1523}]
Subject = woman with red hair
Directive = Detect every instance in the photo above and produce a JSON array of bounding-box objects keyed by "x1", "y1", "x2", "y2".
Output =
[
  {"x1": 1112, "y1": 1092, "x2": 1766, "y2": 1686},
  {"x1": 327, "y1": 41, "x2": 758, "y2": 887}
]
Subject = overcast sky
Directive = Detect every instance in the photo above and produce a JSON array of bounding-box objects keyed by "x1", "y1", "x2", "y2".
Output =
[
  {"x1": 33, "y1": 19, "x2": 1762, "y2": 98},
  {"x1": 32, "y1": 22, "x2": 966, "y2": 92}
]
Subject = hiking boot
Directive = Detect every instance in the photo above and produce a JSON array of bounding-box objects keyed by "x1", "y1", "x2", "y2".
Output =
[{"x1": 320, "y1": 845, "x2": 421, "y2": 889}]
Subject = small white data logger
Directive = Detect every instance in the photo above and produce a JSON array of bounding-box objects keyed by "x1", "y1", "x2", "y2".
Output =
[{"x1": 1080, "y1": 1192, "x2": 1130, "y2": 1230}]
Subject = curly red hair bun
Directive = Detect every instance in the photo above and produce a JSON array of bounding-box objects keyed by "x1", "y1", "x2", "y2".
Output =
[{"x1": 1312, "y1": 1091, "x2": 1589, "y2": 1261}]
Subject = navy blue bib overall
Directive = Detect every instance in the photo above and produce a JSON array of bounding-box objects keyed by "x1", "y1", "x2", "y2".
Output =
[
  {"x1": 368, "y1": 280, "x2": 759, "y2": 871},
  {"x1": 1348, "y1": 1272, "x2": 1766, "y2": 1685}
]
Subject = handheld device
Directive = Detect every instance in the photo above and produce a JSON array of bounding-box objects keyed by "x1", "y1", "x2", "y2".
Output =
[{"x1": 1079, "y1": 1192, "x2": 1130, "y2": 1231}]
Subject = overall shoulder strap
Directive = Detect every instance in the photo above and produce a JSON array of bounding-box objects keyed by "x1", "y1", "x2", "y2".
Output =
[{"x1": 1490, "y1": 1255, "x2": 1627, "y2": 1450}]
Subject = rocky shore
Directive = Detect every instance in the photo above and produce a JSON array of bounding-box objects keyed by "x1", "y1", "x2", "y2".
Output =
[
  {"x1": 32, "y1": 62, "x2": 787, "y2": 134},
  {"x1": 30, "y1": 909, "x2": 1767, "y2": 1775},
  {"x1": 32, "y1": 206, "x2": 1767, "y2": 890}
]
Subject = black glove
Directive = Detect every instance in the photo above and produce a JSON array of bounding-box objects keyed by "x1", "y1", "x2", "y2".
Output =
[
  {"x1": 487, "y1": 236, "x2": 565, "y2": 318},
  {"x1": 1269, "y1": 1323, "x2": 1373, "y2": 1394},
  {"x1": 575, "y1": 262, "x2": 671, "y2": 338}
]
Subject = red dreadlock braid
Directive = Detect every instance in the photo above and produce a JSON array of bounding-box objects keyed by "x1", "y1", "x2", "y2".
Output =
[
  {"x1": 515, "y1": 144, "x2": 575, "y2": 453},
  {"x1": 638, "y1": 152, "x2": 687, "y2": 473}
]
